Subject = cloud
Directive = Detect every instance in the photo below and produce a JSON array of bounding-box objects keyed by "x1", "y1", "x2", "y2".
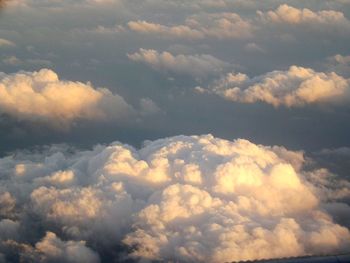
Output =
[
  {"x1": 319, "y1": 147, "x2": 350, "y2": 157},
  {"x1": 332, "y1": 54, "x2": 350, "y2": 65},
  {"x1": 128, "y1": 12, "x2": 253, "y2": 40},
  {"x1": 310, "y1": 147, "x2": 350, "y2": 183},
  {"x1": 127, "y1": 20, "x2": 204, "y2": 40},
  {"x1": 2, "y1": 232, "x2": 100, "y2": 263},
  {"x1": 128, "y1": 49, "x2": 229, "y2": 78},
  {"x1": 139, "y1": 98, "x2": 162, "y2": 116},
  {"x1": 0, "y1": 69, "x2": 135, "y2": 128},
  {"x1": 0, "y1": 135, "x2": 349, "y2": 262},
  {"x1": 34, "y1": 232, "x2": 100, "y2": 263},
  {"x1": 1, "y1": 56, "x2": 53, "y2": 68},
  {"x1": 126, "y1": 0, "x2": 230, "y2": 10},
  {"x1": 2, "y1": 56, "x2": 22, "y2": 66},
  {"x1": 0, "y1": 38, "x2": 15, "y2": 48},
  {"x1": 244, "y1": 42, "x2": 265, "y2": 53},
  {"x1": 327, "y1": 54, "x2": 350, "y2": 77},
  {"x1": 257, "y1": 4, "x2": 350, "y2": 34},
  {"x1": 196, "y1": 66, "x2": 350, "y2": 107}
]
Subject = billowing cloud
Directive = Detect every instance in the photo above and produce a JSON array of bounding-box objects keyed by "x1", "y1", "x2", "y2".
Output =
[
  {"x1": 128, "y1": 12, "x2": 253, "y2": 40},
  {"x1": 0, "y1": 135, "x2": 349, "y2": 262},
  {"x1": 0, "y1": 69, "x2": 135, "y2": 128},
  {"x1": 257, "y1": 4, "x2": 350, "y2": 34},
  {"x1": 128, "y1": 49, "x2": 229, "y2": 78},
  {"x1": 2, "y1": 232, "x2": 100, "y2": 263},
  {"x1": 34, "y1": 232, "x2": 100, "y2": 263},
  {"x1": 196, "y1": 66, "x2": 350, "y2": 107}
]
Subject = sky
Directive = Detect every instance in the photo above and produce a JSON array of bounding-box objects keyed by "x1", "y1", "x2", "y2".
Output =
[{"x1": 0, "y1": 0, "x2": 350, "y2": 262}]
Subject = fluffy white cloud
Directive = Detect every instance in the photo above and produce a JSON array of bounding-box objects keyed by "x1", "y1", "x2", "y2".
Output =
[
  {"x1": 128, "y1": 12, "x2": 253, "y2": 40},
  {"x1": 197, "y1": 66, "x2": 350, "y2": 107},
  {"x1": 0, "y1": 135, "x2": 349, "y2": 262},
  {"x1": 0, "y1": 69, "x2": 135, "y2": 128},
  {"x1": 128, "y1": 49, "x2": 229, "y2": 78}
]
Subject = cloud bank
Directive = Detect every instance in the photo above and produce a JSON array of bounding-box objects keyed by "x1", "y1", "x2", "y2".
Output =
[
  {"x1": 0, "y1": 135, "x2": 349, "y2": 262},
  {"x1": 197, "y1": 66, "x2": 350, "y2": 107},
  {"x1": 0, "y1": 69, "x2": 135, "y2": 128},
  {"x1": 128, "y1": 49, "x2": 228, "y2": 78}
]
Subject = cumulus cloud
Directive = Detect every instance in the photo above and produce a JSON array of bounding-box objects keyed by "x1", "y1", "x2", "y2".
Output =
[
  {"x1": 128, "y1": 12, "x2": 253, "y2": 40},
  {"x1": 128, "y1": 49, "x2": 229, "y2": 78},
  {"x1": 0, "y1": 69, "x2": 135, "y2": 128},
  {"x1": 0, "y1": 135, "x2": 349, "y2": 262},
  {"x1": 257, "y1": 4, "x2": 350, "y2": 34},
  {"x1": 2, "y1": 232, "x2": 100, "y2": 263},
  {"x1": 196, "y1": 66, "x2": 350, "y2": 107},
  {"x1": 35, "y1": 232, "x2": 100, "y2": 263}
]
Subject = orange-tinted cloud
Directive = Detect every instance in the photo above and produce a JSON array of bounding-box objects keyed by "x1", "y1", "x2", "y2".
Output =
[
  {"x1": 1, "y1": 135, "x2": 349, "y2": 262},
  {"x1": 0, "y1": 69, "x2": 135, "y2": 128},
  {"x1": 197, "y1": 66, "x2": 350, "y2": 107}
]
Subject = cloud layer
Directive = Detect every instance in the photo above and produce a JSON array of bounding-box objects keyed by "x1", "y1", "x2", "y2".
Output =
[
  {"x1": 0, "y1": 135, "x2": 349, "y2": 262},
  {"x1": 197, "y1": 66, "x2": 350, "y2": 107},
  {"x1": 0, "y1": 69, "x2": 135, "y2": 128}
]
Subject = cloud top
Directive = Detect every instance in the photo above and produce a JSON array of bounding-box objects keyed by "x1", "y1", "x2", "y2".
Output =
[
  {"x1": 0, "y1": 135, "x2": 349, "y2": 262},
  {"x1": 258, "y1": 4, "x2": 350, "y2": 27},
  {"x1": 0, "y1": 69, "x2": 135, "y2": 128},
  {"x1": 197, "y1": 66, "x2": 350, "y2": 107}
]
